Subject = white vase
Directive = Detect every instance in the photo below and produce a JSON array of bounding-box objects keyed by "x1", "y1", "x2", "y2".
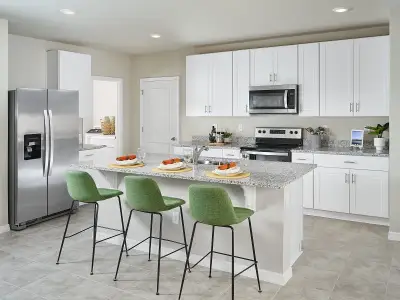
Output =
[
  {"x1": 224, "y1": 137, "x2": 232, "y2": 144},
  {"x1": 374, "y1": 137, "x2": 386, "y2": 152}
]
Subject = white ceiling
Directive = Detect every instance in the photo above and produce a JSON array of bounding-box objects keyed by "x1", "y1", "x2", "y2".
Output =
[{"x1": 0, "y1": 0, "x2": 389, "y2": 54}]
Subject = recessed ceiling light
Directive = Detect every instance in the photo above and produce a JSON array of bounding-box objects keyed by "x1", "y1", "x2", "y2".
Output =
[
  {"x1": 150, "y1": 34, "x2": 161, "y2": 39},
  {"x1": 60, "y1": 9, "x2": 75, "y2": 15},
  {"x1": 332, "y1": 7, "x2": 352, "y2": 13}
]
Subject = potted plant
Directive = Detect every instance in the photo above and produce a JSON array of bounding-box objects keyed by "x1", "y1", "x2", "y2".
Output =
[
  {"x1": 223, "y1": 132, "x2": 233, "y2": 144},
  {"x1": 365, "y1": 122, "x2": 389, "y2": 152},
  {"x1": 305, "y1": 126, "x2": 327, "y2": 148}
]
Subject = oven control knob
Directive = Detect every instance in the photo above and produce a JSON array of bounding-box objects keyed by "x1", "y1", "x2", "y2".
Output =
[
  {"x1": 290, "y1": 131, "x2": 293, "y2": 134},
  {"x1": 262, "y1": 130, "x2": 266, "y2": 134},
  {"x1": 258, "y1": 130, "x2": 262, "y2": 133},
  {"x1": 294, "y1": 131, "x2": 298, "y2": 134}
]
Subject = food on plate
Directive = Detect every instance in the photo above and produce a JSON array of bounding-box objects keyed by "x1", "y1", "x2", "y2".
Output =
[
  {"x1": 116, "y1": 154, "x2": 136, "y2": 161},
  {"x1": 162, "y1": 158, "x2": 182, "y2": 165},
  {"x1": 217, "y1": 162, "x2": 237, "y2": 170}
]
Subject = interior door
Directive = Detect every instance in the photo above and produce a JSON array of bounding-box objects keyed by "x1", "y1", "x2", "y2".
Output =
[
  {"x1": 350, "y1": 170, "x2": 389, "y2": 218},
  {"x1": 314, "y1": 167, "x2": 350, "y2": 213},
  {"x1": 141, "y1": 77, "x2": 179, "y2": 154},
  {"x1": 354, "y1": 36, "x2": 389, "y2": 117},
  {"x1": 12, "y1": 89, "x2": 48, "y2": 224},
  {"x1": 320, "y1": 40, "x2": 354, "y2": 116},
  {"x1": 274, "y1": 45, "x2": 298, "y2": 85},
  {"x1": 47, "y1": 90, "x2": 79, "y2": 215}
]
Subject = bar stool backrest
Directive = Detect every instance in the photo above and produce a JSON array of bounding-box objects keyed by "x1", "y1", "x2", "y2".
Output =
[
  {"x1": 65, "y1": 170, "x2": 101, "y2": 202},
  {"x1": 188, "y1": 185, "x2": 238, "y2": 226},
  {"x1": 124, "y1": 176, "x2": 167, "y2": 212}
]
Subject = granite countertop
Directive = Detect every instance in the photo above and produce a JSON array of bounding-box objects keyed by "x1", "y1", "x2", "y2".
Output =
[
  {"x1": 79, "y1": 144, "x2": 107, "y2": 151},
  {"x1": 291, "y1": 146, "x2": 389, "y2": 157},
  {"x1": 75, "y1": 153, "x2": 316, "y2": 189}
]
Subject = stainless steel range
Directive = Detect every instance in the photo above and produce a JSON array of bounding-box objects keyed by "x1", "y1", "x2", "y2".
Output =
[{"x1": 241, "y1": 127, "x2": 303, "y2": 162}]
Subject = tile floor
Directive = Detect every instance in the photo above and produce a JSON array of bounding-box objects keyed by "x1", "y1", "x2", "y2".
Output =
[{"x1": 0, "y1": 205, "x2": 399, "y2": 299}]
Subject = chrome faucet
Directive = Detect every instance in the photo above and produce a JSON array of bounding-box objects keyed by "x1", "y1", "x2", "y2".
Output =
[{"x1": 192, "y1": 145, "x2": 209, "y2": 165}]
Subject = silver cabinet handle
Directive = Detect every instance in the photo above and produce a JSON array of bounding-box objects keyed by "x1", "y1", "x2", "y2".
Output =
[
  {"x1": 84, "y1": 154, "x2": 94, "y2": 157},
  {"x1": 269, "y1": 74, "x2": 273, "y2": 82},
  {"x1": 205, "y1": 105, "x2": 207, "y2": 113},
  {"x1": 345, "y1": 173, "x2": 348, "y2": 184},
  {"x1": 350, "y1": 103, "x2": 353, "y2": 112},
  {"x1": 245, "y1": 104, "x2": 248, "y2": 113},
  {"x1": 226, "y1": 154, "x2": 235, "y2": 157},
  {"x1": 48, "y1": 110, "x2": 54, "y2": 176},
  {"x1": 274, "y1": 73, "x2": 277, "y2": 82},
  {"x1": 296, "y1": 158, "x2": 307, "y2": 161},
  {"x1": 209, "y1": 105, "x2": 212, "y2": 113},
  {"x1": 344, "y1": 161, "x2": 356, "y2": 164},
  {"x1": 356, "y1": 103, "x2": 360, "y2": 112},
  {"x1": 43, "y1": 110, "x2": 50, "y2": 177},
  {"x1": 351, "y1": 174, "x2": 355, "y2": 184}
]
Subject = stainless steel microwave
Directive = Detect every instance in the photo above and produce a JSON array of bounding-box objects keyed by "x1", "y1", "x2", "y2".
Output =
[{"x1": 249, "y1": 84, "x2": 298, "y2": 114}]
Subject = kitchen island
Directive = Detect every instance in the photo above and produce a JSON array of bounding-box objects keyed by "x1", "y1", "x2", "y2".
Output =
[{"x1": 76, "y1": 154, "x2": 315, "y2": 285}]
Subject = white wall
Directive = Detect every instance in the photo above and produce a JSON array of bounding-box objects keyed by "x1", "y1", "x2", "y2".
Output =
[
  {"x1": 8, "y1": 34, "x2": 132, "y2": 152},
  {"x1": 130, "y1": 26, "x2": 389, "y2": 150},
  {"x1": 389, "y1": 7, "x2": 400, "y2": 234},
  {"x1": 0, "y1": 20, "x2": 8, "y2": 230},
  {"x1": 93, "y1": 79, "x2": 118, "y2": 127}
]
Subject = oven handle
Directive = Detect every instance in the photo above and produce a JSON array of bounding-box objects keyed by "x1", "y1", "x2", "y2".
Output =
[
  {"x1": 284, "y1": 90, "x2": 288, "y2": 109},
  {"x1": 245, "y1": 151, "x2": 289, "y2": 157}
]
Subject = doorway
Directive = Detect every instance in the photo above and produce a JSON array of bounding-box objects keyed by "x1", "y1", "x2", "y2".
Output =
[{"x1": 140, "y1": 77, "x2": 179, "y2": 154}]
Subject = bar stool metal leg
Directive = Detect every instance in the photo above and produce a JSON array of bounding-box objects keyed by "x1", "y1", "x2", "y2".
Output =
[
  {"x1": 149, "y1": 213, "x2": 153, "y2": 261},
  {"x1": 156, "y1": 213, "x2": 163, "y2": 295},
  {"x1": 209, "y1": 225, "x2": 215, "y2": 278},
  {"x1": 179, "y1": 206, "x2": 191, "y2": 272},
  {"x1": 117, "y1": 196, "x2": 129, "y2": 257},
  {"x1": 90, "y1": 202, "x2": 99, "y2": 275},
  {"x1": 114, "y1": 210, "x2": 133, "y2": 281},
  {"x1": 56, "y1": 200, "x2": 76, "y2": 264},
  {"x1": 248, "y1": 218, "x2": 262, "y2": 292},
  {"x1": 178, "y1": 222, "x2": 198, "y2": 300},
  {"x1": 229, "y1": 226, "x2": 235, "y2": 300}
]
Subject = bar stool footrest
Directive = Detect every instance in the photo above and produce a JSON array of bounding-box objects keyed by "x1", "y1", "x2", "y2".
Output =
[{"x1": 127, "y1": 236, "x2": 187, "y2": 260}]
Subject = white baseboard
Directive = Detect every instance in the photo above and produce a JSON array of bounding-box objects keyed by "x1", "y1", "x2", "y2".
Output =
[
  {"x1": 304, "y1": 209, "x2": 389, "y2": 226},
  {"x1": 97, "y1": 232, "x2": 292, "y2": 286},
  {"x1": 388, "y1": 231, "x2": 400, "y2": 241},
  {"x1": 0, "y1": 224, "x2": 10, "y2": 234}
]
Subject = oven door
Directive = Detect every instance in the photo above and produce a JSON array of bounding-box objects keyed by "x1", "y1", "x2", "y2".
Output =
[
  {"x1": 249, "y1": 85, "x2": 298, "y2": 114},
  {"x1": 245, "y1": 151, "x2": 291, "y2": 162}
]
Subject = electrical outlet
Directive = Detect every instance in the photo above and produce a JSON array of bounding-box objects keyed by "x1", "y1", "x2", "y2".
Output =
[
  {"x1": 238, "y1": 124, "x2": 243, "y2": 132},
  {"x1": 172, "y1": 212, "x2": 180, "y2": 224}
]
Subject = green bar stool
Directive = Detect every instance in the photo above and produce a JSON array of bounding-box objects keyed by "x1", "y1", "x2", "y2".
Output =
[
  {"x1": 114, "y1": 176, "x2": 190, "y2": 295},
  {"x1": 57, "y1": 170, "x2": 128, "y2": 275},
  {"x1": 178, "y1": 185, "x2": 262, "y2": 300}
]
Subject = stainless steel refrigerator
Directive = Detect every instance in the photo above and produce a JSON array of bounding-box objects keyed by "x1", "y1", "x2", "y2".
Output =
[{"x1": 9, "y1": 88, "x2": 79, "y2": 230}]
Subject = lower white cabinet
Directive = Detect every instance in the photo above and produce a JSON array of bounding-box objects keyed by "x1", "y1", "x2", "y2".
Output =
[
  {"x1": 350, "y1": 169, "x2": 389, "y2": 218},
  {"x1": 314, "y1": 167, "x2": 350, "y2": 213},
  {"x1": 292, "y1": 153, "x2": 314, "y2": 208}
]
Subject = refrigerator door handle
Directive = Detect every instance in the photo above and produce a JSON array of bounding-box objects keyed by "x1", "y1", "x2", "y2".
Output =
[
  {"x1": 48, "y1": 109, "x2": 54, "y2": 176},
  {"x1": 43, "y1": 110, "x2": 50, "y2": 177}
]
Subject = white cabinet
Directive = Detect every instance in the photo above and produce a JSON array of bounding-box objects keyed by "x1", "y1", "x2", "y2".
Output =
[
  {"x1": 314, "y1": 167, "x2": 350, "y2": 213},
  {"x1": 222, "y1": 149, "x2": 241, "y2": 159},
  {"x1": 186, "y1": 52, "x2": 232, "y2": 117},
  {"x1": 233, "y1": 50, "x2": 250, "y2": 116},
  {"x1": 298, "y1": 43, "x2": 320, "y2": 116},
  {"x1": 47, "y1": 50, "x2": 92, "y2": 124},
  {"x1": 354, "y1": 36, "x2": 389, "y2": 117},
  {"x1": 250, "y1": 45, "x2": 298, "y2": 86},
  {"x1": 350, "y1": 170, "x2": 389, "y2": 218},
  {"x1": 292, "y1": 153, "x2": 314, "y2": 209},
  {"x1": 320, "y1": 40, "x2": 354, "y2": 116}
]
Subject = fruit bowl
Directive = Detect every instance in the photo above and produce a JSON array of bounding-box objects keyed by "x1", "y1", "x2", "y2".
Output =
[{"x1": 115, "y1": 154, "x2": 139, "y2": 166}]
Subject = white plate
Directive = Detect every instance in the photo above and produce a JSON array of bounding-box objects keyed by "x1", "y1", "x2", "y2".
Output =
[
  {"x1": 114, "y1": 158, "x2": 138, "y2": 166},
  {"x1": 212, "y1": 166, "x2": 242, "y2": 176},
  {"x1": 158, "y1": 161, "x2": 185, "y2": 170}
]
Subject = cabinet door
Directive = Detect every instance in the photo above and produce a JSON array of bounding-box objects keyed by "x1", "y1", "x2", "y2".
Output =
[
  {"x1": 233, "y1": 50, "x2": 250, "y2": 116},
  {"x1": 354, "y1": 36, "x2": 389, "y2": 117},
  {"x1": 186, "y1": 54, "x2": 211, "y2": 116},
  {"x1": 298, "y1": 43, "x2": 320, "y2": 116},
  {"x1": 320, "y1": 40, "x2": 354, "y2": 116},
  {"x1": 302, "y1": 171, "x2": 314, "y2": 209},
  {"x1": 210, "y1": 52, "x2": 233, "y2": 116},
  {"x1": 250, "y1": 48, "x2": 275, "y2": 86},
  {"x1": 274, "y1": 45, "x2": 298, "y2": 85},
  {"x1": 314, "y1": 167, "x2": 350, "y2": 213},
  {"x1": 350, "y1": 170, "x2": 388, "y2": 218}
]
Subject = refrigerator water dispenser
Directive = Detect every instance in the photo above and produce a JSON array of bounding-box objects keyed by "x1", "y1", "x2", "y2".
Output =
[{"x1": 24, "y1": 134, "x2": 41, "y2": 160}]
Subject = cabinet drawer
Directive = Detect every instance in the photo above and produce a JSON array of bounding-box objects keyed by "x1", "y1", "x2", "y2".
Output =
[
  {"x1": 79, "y1": 150, "x2": 96, "y2": 163},
  {"x1": 292, "y1": 153, "x2": 314, "y2": 164},
  {"x1": 201, "y1": 148, "x2": 223, "y2": 158},
  {"x1": 314, "y1": 154, "x2": 388, "y2": 171},
  {"x1": 222, "y1": 149, "x2": 241, "y2": 159}
]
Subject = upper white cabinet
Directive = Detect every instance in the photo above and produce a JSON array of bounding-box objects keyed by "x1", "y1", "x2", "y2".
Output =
[
  {"x1": 354, "y1": 36, "x2": 389, "y2": 117},
  {"x1": 250, "y1": 45, "x2": 298, "y2": 86},
  {"x1": 320, "y1": 40, "x2": 354, "y2": 117},
  {"x1": 186, "y1": 52, "x2": 232, "y2": 117},
  {"x1": 47, "y1": 50, "x2": 92, "y2": 121},
  {"x1": 298, "y1": 43, "x2": 320, "y2": 116},
  {"x1": 233, "y1": 50, "x2": 250, "y2": 116}
]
